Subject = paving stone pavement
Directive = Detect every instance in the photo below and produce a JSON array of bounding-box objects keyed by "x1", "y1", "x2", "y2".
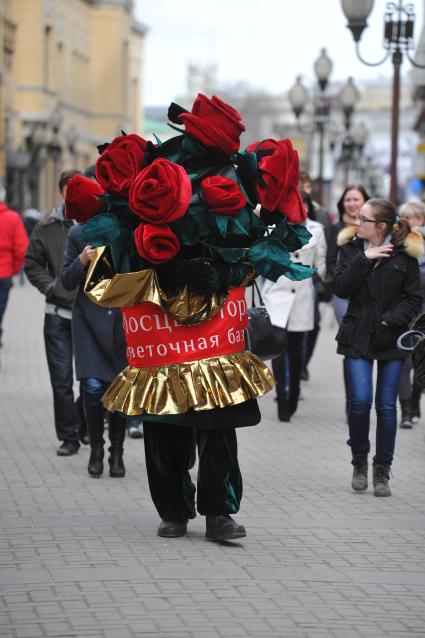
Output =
[{"x1": 1, "y1": 282, "x2": 425, "y2": 638}]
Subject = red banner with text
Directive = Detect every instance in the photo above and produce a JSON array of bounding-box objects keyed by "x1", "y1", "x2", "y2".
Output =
[{"x1": 121, "y1": 287, "x2": 248, "y2": 368}]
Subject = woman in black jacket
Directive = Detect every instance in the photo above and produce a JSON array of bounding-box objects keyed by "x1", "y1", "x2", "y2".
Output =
[
  {"x1": 332, "y1": 198, "x2": 423, "y2": 497},
  {"x1": 62, "y1": 225, "x2": 128, "y2": 479}
]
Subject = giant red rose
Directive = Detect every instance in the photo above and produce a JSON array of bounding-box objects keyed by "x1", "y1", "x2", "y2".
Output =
[
  {"x1": 65, "y1": 175, "x2": 105, "y2": 222},
  {"x1": 246, "y1": 138, "x2": 306, "y2": 223},
  {"x1": 96, "y1": 133, "x2": 148, "y2": 196},
  {"x1": 129, "y1": 158, "x2": 191, "y2": 224},
  {"x1": 201, "y1": 176, "x2": 246, "y2": 215},
  {"x1": 179, "y1": 94, "x2": 245, "y2": 155},
  {"x1": 134, "y1": 223, "x2": 180, "y2": 265}
]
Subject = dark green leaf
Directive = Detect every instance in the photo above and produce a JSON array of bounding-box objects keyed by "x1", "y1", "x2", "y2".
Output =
[
  {"x1": 209, "y1": 246, "x2": 247, "y2": 263},
  {"x1": 80, "y1": 214, "x2": 127, "y2": 248}
]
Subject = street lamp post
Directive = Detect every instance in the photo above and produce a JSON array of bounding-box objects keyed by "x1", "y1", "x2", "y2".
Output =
[
  {"x1": 288, "y1": 49, "x2": 333, "y2": 204},
  {"x1": 341, "y1": 0, "x2": 425, "y2": 204},
  {"x1": 289, "y1": 56, "x2": 362, "y2": 204}
]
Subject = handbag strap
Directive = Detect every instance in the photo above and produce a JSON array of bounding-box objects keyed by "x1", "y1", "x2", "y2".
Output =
[
  {"x1": 397, "y1": 329, "x2": 425, "y2": 352},
  {"x1": 251, "y1": 279, "x2": 264, "y2": 308}
]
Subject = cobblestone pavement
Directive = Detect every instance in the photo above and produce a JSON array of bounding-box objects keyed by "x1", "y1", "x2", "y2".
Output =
[{"x1": 1, "y1": 282, "x2": 425, "y2": 638}]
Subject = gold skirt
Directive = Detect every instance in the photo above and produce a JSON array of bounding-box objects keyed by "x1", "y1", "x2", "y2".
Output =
[{"x1": 102, "y1": 351, "x2": 275, "y2": 416}]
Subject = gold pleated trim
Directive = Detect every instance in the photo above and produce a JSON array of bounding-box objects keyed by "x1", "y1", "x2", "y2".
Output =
[
  {"x1": 84, "y1": 246, "x2": 252, "y2": 324},
  {"x1": 102, "y1": 351, "x2": 275, "y2": 416}
]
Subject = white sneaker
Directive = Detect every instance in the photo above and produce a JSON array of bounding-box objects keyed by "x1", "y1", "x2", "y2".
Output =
[{"x1": 128, "y1": 423, "x2": 143, "y2": 439}]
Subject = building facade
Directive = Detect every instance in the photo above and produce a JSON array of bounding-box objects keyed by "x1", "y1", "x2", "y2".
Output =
[{"x1": 0, "y1": 0, "x2": 146, "y2": 213}]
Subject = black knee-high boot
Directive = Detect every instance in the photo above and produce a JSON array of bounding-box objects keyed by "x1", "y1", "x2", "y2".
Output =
[
  {"x1": 84, "y1": 403, "x2": 105, "y2": 477},
  {"x1": 108, "y1": 412, "x2": 126, "y2": 478}
]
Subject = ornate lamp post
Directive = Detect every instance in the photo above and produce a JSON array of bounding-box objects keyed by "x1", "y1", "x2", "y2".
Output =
[
  {"x1": 341, "y1": 0, "x2": 425, "y2": 204},
  {"x1": 339, "y1": 77, "x2": 361, "y2": 131},
  {"x1": 288, "y1": 48, "x2": 333, "y2": 204},
  {"x1": 341, "y1": 121, "x2": 370, "y2": 184}
]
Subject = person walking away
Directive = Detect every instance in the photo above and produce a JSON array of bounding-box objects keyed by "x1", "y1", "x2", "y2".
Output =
[
  {"x1": 0, "y1": 184, "x2": 28, "y2": 348},
  {"x1": 332, "y1": 198, "x2": 423, "y2": 497},
  {"x1": 397, "y1": 200, "x2": 425, "y2": 427},
  {"x1": 24, "y1": 170, "x2": 84, "y2": 455},
  {"x1": 61, "y1": 222, "x2": 128, "y2": 479},
  {"x1": 22, "y1": 208, "x2": 43, "y2": 238},
  {"x1": 261, "y1": 213, "x2": 327, "y2": 422}
]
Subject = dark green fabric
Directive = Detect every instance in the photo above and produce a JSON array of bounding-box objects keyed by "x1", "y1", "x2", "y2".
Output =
[
  {"x1": 142, "y1": 399, "x2": 261, "y2": 429},
  {"x1": 143, "y1": 423, "x2": 242, "y2": 520}
]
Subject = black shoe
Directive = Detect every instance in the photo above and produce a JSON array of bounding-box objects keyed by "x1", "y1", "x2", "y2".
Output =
[
  {"x1": 157, "y1": 519, "x2": 188, "y2": 538},
  {"x1": 80, "y1": 434, "x2": 90, "y2": 445},
  {"x1": 205, "y1": 515, "x2": 246, "y2": 541},
  {"x1": 57, "y1": 441, "x2": 80, "y2": 456}
]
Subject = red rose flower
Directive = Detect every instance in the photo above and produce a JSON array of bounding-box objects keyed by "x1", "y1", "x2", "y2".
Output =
[
  {"x1": 246, "y1": 138, "x2": 306, "y2": 223},
  {"x1": 178, "y1": 93, "x2": 245, "y2": 155},
  {"x1": 201, "y1": 176, "x2": 246, "y2": 215},
  {"x1": 96, "y1": 133, "x2": 148, "y2": 196},
  {"x1": 134, "y1": 223, "x2": 180, "y2": 265},
  {"x1": 65, "y1": 175, "x2": 105, "y2": 222},
  {"x1": 129, "y1": 158, "x2": 191, "y2": 224}
]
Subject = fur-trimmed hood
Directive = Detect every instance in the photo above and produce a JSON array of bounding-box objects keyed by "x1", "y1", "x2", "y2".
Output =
[{"x1": 336, "y1": 224, "x2": 425, "y2": 259}]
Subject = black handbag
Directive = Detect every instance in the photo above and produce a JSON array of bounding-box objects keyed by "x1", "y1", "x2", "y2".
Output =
[
  {"x1": 397, "y1": 313, "x2": 425, "y2": 389},
  {"x1": 245, "y1": 280, "x2": 286, "y2": 361}
]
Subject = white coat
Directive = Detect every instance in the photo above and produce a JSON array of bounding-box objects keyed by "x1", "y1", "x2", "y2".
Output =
[{"x1": 261, "y1": 219, "x2": 327, "y2": 331}]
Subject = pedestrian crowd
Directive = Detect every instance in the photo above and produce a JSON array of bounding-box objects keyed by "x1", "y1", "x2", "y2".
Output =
[{"x1": 1, "y1": 129, "x2": 424, "y2": 538}]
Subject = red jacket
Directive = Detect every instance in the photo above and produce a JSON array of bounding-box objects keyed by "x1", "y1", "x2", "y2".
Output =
[{"x1": 0, "y1": 204, "x2": 29, "y2": 277}]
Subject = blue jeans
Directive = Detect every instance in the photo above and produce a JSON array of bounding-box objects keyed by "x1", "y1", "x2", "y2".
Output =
[
  {"x1": 345, "y1": 357, "x2": 405, "y2": 465},
  {"x1": 81, "y1": 377, "x2": 109, "y2": 406}
]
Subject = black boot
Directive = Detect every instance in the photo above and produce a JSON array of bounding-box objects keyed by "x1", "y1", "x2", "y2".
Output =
[
  {"x1": 411, "y1": 385, "x2": 422, "y2": 423},
  {"x1": 351, "y1": 453, "x2": 368, "y2": 491},
  {"x1": 76, "y1": 396, "x2": 89, "y2": 445},
  {"x1": 399, "y1": 399, "x2": 413, "y2": 429},
  {"x1": 277, "y1": 396, "x2": 291, "y2": 422},
  {"x1": 373, "y1": 463, "x2": 391, "y2": 497},
  {"x1": 84, "y1": 403, "x2": 105, "y2": 477},
  {"x1": 108, "y1": 412, "x2": 126, "y2": 478}
]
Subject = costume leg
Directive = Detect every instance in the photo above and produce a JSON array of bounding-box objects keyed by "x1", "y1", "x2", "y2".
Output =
[
  {"x1": 196, "y1": 428, "x2": 242, "y2": 516},
  {"x1": 143, "y1": 423, "x2": 196, "y2": 521}
]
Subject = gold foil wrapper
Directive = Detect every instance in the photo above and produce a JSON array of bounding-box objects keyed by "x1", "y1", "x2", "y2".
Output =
[
  {"x1": 102, "y1": 351, "x2": 275, "y2": 416},
  {"x1": 84, "y1": 246, "x2": 229, "y2": 324}
]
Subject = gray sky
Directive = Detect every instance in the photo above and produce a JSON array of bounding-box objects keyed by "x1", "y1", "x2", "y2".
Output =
[{"x1": 135, "y1": 0, "x2": 425, "y2": 107}]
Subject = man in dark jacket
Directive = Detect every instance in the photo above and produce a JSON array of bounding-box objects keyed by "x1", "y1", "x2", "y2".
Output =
[{"x1": 24, "y1": 170, "x2": 83, "y2": 456}]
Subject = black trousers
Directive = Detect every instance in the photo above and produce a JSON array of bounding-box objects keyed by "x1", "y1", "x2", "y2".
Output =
[
  {"x1": 44, "y1": 313, "x2": 79, "y2": 444},
  {"x1": 272, "y1": 330, "x2": 304, "y2": 416},
  {"x1": 0, "y1": 277, "x2": 12, "y2": 340},
  {"x1": 143, "y1": 423, "x2": 242, "y2": 521}
]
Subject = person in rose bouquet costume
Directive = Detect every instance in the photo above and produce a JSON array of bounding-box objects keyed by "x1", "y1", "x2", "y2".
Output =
[{"x1": 64, "y1": 93, "x2": 315, "y2": 541}]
